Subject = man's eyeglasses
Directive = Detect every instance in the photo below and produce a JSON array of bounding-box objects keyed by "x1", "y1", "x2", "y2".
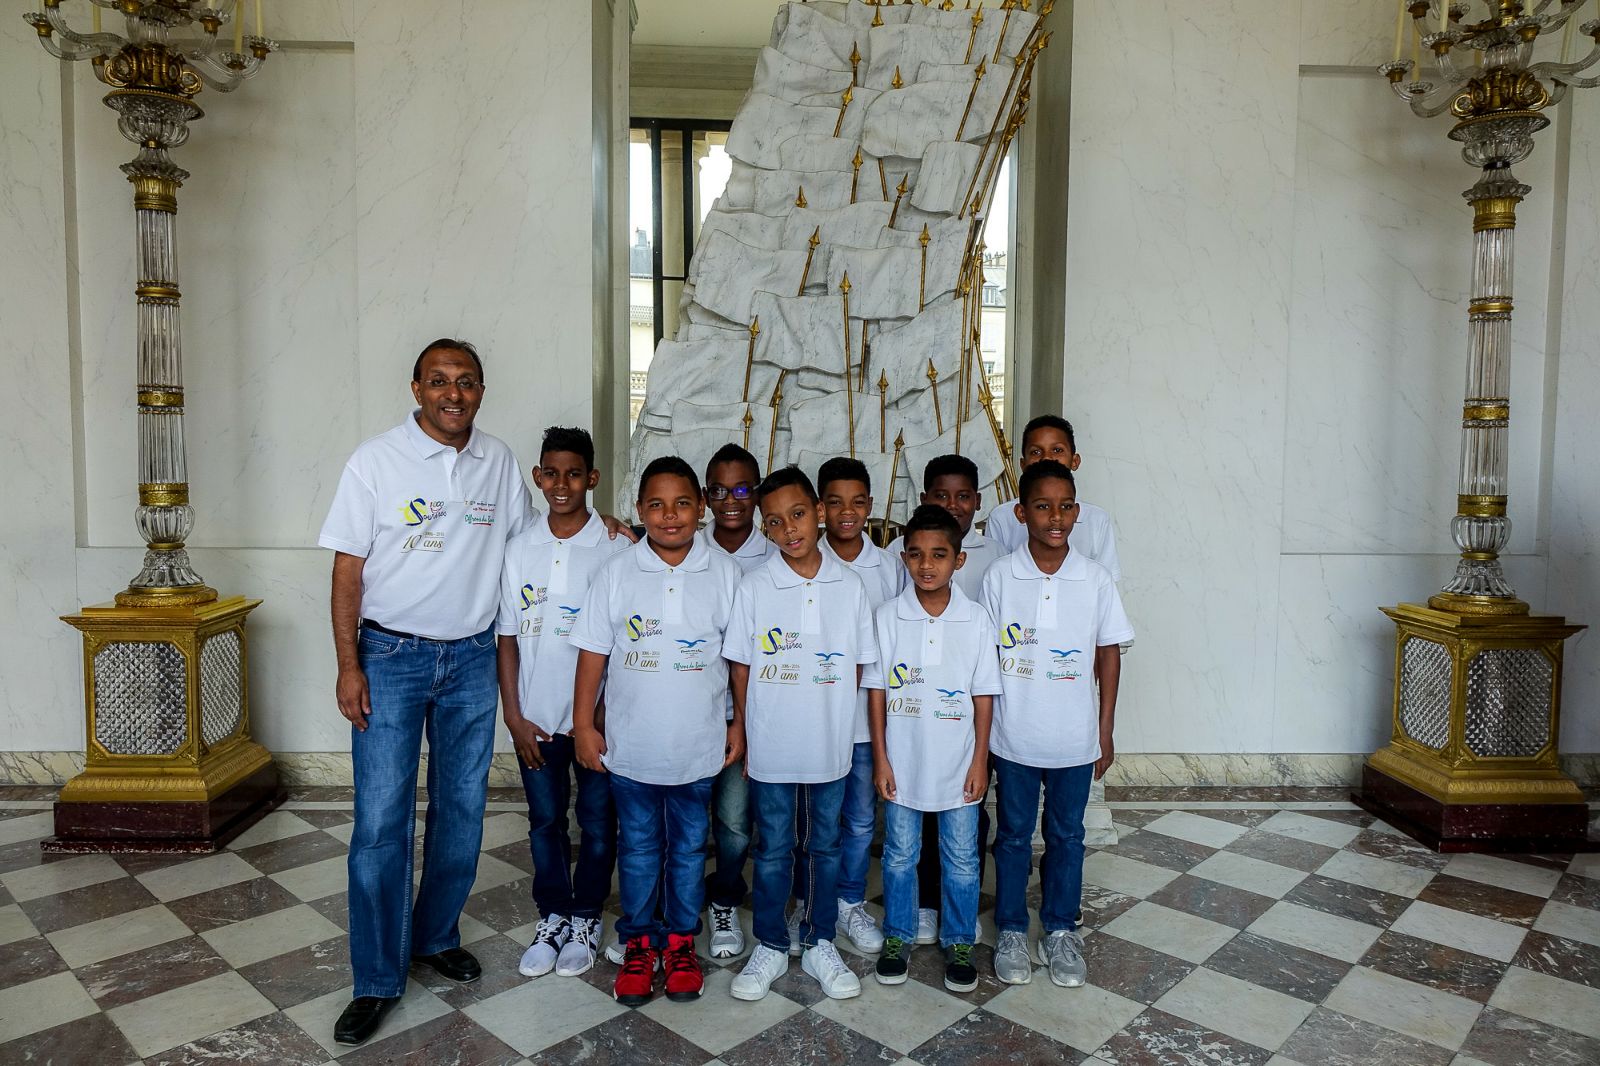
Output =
[{"x1": 706, "y1": 484, "x2": 753, "y2": 501}]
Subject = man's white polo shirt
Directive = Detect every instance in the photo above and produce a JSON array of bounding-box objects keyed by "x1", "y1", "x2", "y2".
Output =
[
  {"x1": 724, "y1": 552, "x2": 877, "y2": 784},
  {"x1": 496, "y1": 510, "x2": 630, "y2": 737},
  {"x1": 569, "y1": 536, "x2": 742, "y2": 786},
  {"x1": 697, "y1": 522, "x2": 776, "y2": 574},
  {"x1": 979, "y1": 546, "x2": 1133, "y2": 769},
  {"x1": 823, "y1": 536, "x2": 901, "y2": 743},
  {"x1": 983, "y1": 496, "x2": 1122, "y2": 582},
  {"x1": 862, "y1": 585, "x2": 1003, "y2": 813},
  {"x1": 318, "y1": 411, "x2": 534, "y2": 640},
  {"x1": 887, "y1": 526, "x2": 1001, "y2": 602}
]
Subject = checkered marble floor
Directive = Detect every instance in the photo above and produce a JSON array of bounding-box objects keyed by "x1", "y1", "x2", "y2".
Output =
[{"x1": 1, "y1": 787, "x2": 1597, "y2": 1066}]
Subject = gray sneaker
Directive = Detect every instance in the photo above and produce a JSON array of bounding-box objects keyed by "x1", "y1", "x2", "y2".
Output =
[
  {"x1": 993, "y1": 930, "x2": 1032, "y2": 985},
  {"x1": 1038, "y1": 929, "x2": 1087, "y2": 988}
]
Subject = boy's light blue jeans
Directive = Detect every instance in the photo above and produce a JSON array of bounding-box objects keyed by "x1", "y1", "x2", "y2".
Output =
[
  {"x1": 348, "y1": 625, "x2": 497, "y2": 999},
  {"x1": 881, "y1": 800, "x2": 979, "y2": 949}
]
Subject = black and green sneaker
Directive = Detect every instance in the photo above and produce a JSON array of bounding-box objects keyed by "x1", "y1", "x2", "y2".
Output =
[
  {"x1": 944, "y1": 943, "x2": 978, "y2": 992},
  {"x1": 875, "y1": 936, "x2": 910, "y2": 985}
]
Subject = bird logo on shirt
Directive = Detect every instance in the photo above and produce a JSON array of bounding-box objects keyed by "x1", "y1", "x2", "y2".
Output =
[
  {"x1": 936, "y1": 688, "x2": 965, "y2": 698},
  {"x1": 677, "y1": 639, "x2": 707, "y2": 649},
  {"x1": 815, "y1": 651, "x2": 843, "y2": 663},
  {"x1": 559, "y1": 606, "x2": 581, "y2": 619},
  {"x1": 1050, "y1": 648, "x2": 1082, "y2": 662}
]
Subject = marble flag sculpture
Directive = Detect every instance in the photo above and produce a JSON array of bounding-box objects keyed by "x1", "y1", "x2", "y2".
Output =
[{"x1": 629, "y1": 0, "x2": 1054, "y2": 525}]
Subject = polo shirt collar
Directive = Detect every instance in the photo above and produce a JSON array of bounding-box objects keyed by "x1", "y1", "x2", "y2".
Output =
[
  {"x1": 531, "y1": 509, "x2": 605, "y2": 546},
  {"x1": 1009, "y1": 544, "x2": 1087, "y2": 581},
  {"x1": 895, "y1": 582, "x2": 976, "y2": 622},
  {"x1": 766, "y1": 549, "x2": 843, "y2": 589},
  {"x1": 402, "y1": 408, "x2": 484, "y2": 460},
  {"x1": 823, "y1": 537, "x2": 885, "y2": 568},
  {"x1": 699, "y1": 523, "x2": 768, "y2": 559},
  {"x1": 961, "y1": 527, "x2": 988, "y2": 551},
  {"x1": 634, "y1": 535, "x2": 710, "y2": 573}
]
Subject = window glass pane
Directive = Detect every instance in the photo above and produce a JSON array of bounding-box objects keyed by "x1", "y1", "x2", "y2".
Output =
[
  {"x1": 978, "y1": 156, "x2": 1010, "y2": 428},
  {"x1": 628, "y1": 133, "x2": 655, "y2": 432}
]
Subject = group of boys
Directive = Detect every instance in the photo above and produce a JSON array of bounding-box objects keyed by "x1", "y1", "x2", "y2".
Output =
[
  {"x1": 498, "y1": 415, "x2": 1132, "y2": 1007},
  {"x1": 318, "y1": 339, "x2": 1132, "y2": 1047}
]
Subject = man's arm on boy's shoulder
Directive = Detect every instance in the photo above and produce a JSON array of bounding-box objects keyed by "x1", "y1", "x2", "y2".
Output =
[
  {"x1": 572, "y1": 649, "x2": 609, "y2": 772},
  {"x1": 965, "y1": 694, "x2": 993, "y2": 803},
  {"x1": 598, "y1": 514, "x2": 639, "y2": 542},
  {"x1": 1093, "y1": 643, "x2": 1120, "y2": 780}
]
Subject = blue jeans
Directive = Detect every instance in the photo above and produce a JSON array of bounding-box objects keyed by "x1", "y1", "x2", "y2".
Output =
[
  {"x1": 706, "y1": 757, "x2": 750, "y2": 908},
  {"x1": 792, "y1": 743, "x2": 876, "y2": 906},
  {"x1": 750, "y1": 776, "x2": 847, "y2": 952},
  {"x1": 882, "y1": 802, "x2": 979, "y2": 949},
  {"x1": 992, "y1": 755, "x2": 1093, "y2": 935},
  {"x1": 348, "y1": 625, "x2": 497, "y2": 998},
  {"x1": 610, "y1": 772, "x2": 714, "y2": 946},
  {"x1": 519, "y1": 734, "x2": 615, "y2": 920}
]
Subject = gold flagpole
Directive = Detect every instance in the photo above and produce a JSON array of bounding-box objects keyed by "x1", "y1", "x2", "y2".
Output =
[
  {"x1": 742, "y1": 316, "x2": 759, "y2": 402},
  {"x1": 878, "y1": 370, "x2": 888, "y2": 451},
  {"x1": 851, "y1": 147, "x2": 863, "y2": 203},
  {"x1": 742, "y1": 404, "x2": 754, "y2": 450},
  {"x1": 859, "y1": 319, "x2": 871, "y2": 390},
  {"x1": 928, "y1": 357, "x2": 943, "y2": 435},
  {"x1": 955, "y1": 57, "x2": 986, "y2": 140},
  {"x1": 798, "y1": 226, "x2": 821, "y2": 294},
  {"x1": 992, "y1": 0, "x2": 1014, "y2": 64},
  {"x1": 882, "y1": 428, "x2": 905, "y2": 542},
  {"x1": 841, "y1": 273, "x2": 856, "y2": 457},
  {"x1": 918, "y1": 223, "x2": 930, "y2": 311},
  {"x1": 833, "y1": 86, "x2": 853, "y2": 138},
  {"x1": 767, "y1": 370, "x2": 787, "y2": 475},
  {"x1": 878, "y1": 157, "x2": 889, "y2": 199},
  {"x1": 964, "y1": 5, "x2": 985, "y2": 63},
  {"x1": 889, "y1": 173, "x2": 909, "y2": 226}
]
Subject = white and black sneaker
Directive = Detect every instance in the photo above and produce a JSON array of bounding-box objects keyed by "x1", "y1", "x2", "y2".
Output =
[
  {"x1": 518, "y1": 915, "x2": 570, "y2": 977},
  {"x1": 555, "y1": 916, "x2": 600, "y2": 977},
  {"x1": 708, "y1": 903, "x2": 745, "y2": 958}
]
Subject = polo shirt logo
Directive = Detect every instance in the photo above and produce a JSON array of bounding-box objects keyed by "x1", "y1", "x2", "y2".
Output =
[
  {"x1": 399, "y1": 497, "x2": 446, "y2": 526},
  {"x1": 887, "y1": 663, "x2": 925, "y2": 690},
  {"x1": 811, "y1": 650, "x2": 842, "y2": 686},
  {"x1": 625, "y1": 614, "x2": 664, "y2": 641},
  {"x1": 759, "y1": 627, "x2": 803, "y2": 655},
  {"x1": 519, "y1": 584, "x2": 547, "y2": 610},
  {"x1": 999, "y1": 621, "x2": 1038, "y2": 648},
  {"x1": 464, "y1": 500, "x2": 496, "y2": 526},
  {"x1": 1047, "y1": 647, "x2": 1084, "y2": 681},
  {"x1": 400, "y1": 532, "x2": 445, "y2": 553}
]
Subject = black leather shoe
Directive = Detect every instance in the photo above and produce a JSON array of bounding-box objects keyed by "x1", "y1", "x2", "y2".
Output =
[
  {"x1": 333, "y1": 995, "x2": 400, "y2": 1046},
  {"x1": 411, "y1": 946, "x2": 482, "y2": 983}
]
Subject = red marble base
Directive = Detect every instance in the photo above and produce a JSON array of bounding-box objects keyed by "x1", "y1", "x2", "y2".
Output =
[
  {"x1": 41, "y1": 764, "x2": 286, "y2": 854},
  {"x1": 1354, "y1": 764, "x2": 1596, "y2": 854}
]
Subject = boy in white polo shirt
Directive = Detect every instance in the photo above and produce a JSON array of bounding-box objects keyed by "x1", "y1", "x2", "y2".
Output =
[
  {"x1": 885, "y1": 453, "x2": 1000, "y2": 945},
  {"x1": 725, "y1": 467, "x2": 877, "y2": 1003},
  {"x1": 496, "y1": 427, "x2": 629, "y2": 981},
  {"x1": 981, "y1": 415, "x2": 1121, "y2": 582},
  {"x1": 814, "y1": 456, "x2": 899, "y2": 953},
  {"x1": 980, "y1": 459, "x2": 1133, "y2": 989},
  {"x1": 698, "y1": 443, "x2": 776, "y2": 960},
  {"x1": 570, "y1": 456, "x2": 744, "y2": 1006},
  {"x1": 865, "y1": 505, "x2": 1001, "y2": 994}
]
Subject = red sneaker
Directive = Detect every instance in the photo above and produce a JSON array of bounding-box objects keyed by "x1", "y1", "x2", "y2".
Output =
[
  {"x1": 613, "y1": 937, "x2": 658, "y2": 1006},
  {"x1": 662, "y1": 933, "x2": 704, "y2": 1001}
]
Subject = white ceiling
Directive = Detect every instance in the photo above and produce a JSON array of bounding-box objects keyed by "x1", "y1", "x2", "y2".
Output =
[{"x1": 632, "y1": 0, "x2": 781, "y2": 48}]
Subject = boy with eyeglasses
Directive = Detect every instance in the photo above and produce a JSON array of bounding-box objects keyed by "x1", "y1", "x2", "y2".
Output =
[{"x1": 697, "y1": 443, "x2": 775, "y2": 959}]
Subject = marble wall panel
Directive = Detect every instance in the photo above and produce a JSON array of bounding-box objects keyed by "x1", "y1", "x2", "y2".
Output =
[
  {"x1": 1062, "y1": 0, "x2": 1300, "y2": 753},
  {"x1": 1300, "y1": 0, "x2": 1404, "y2": 68},
  {"x1": 0, "y1": 20, "x2": 84, "y2": 752},
  {"x1": 351, "y1": 0, "x2": 600, "y2": 460},
  {"x1": 1548, "y1": 95, "x2": 1600, "y2": 752},
  {"x1": 1282, "y1": 74, "x2": 1555, "y2": 557},
  {"x1": 74, "y1": 50, "x2": 359, "y2": 549}
]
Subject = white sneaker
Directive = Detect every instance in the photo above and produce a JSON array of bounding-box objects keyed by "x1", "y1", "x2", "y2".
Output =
[
  {"x1": 786, "y1": 905, "x2": 804, "y2": 956},
  {"x1": 836, "y1": 899, "x2": 885, "y2": 953},
  {"x1": 802, "y1": 939, "x2": 861, "y2": 1000},
  {"x1": 603, "y1": 936, "x2": 626, "y2": 965},
  {"x1": 915, "y1": 908, "x2": 939, "y2": 945},
  {"x1": 730, "y1": 944, "x2": 789, "y2": 1001},
  {"x1": 518, "y1": 915, "x2": 570, "y2": 977},
  {"x1": 554, "y1": 916, "x2": 600, "y2": 977},
  {"x1": 708, "y1": 903, "x2": 745, "y2": 958}
]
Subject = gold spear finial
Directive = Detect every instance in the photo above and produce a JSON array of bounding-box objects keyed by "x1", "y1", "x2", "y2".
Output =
[
  {"x1": 956, "y1": 57, "x2": 986, "y2": 139},
  {"x1": 941, "y1": 0, "x2": 954, "y2": 10},
  {"x1": 888, "y1": 172, "x2": 909, "y2": 226},
  {"x1": 840, "y1": 272, "x2": 856, "y2": 457},
  {"x1": 872, "y1": 4, "x2": 884, "y2": 26},
  {"x1": 993, "y1": 1, "x2": 1014, "y2": 62},
  {"x1": 1041, "y1": 0, "x2": 1054, "y2": 15},
  {"x1": 918, "y1": 223, "x2": 931, "y2": 311},
  {"x1": 928, "y1": 358, "x2": 943, "y2": 434},
  {"x1": 795, "y1": 185, "x2": 808, "y2": 208},
  {"x1": 850, "y1": 41, "x2": 861, "y2": 86},
  {"x1": 882, "y1": 427, "x2": 907, "y2": 538},
  {"x1": 797, "y1": 226, "x2": 821, "y2": 294},
  {"x1": 851, "y1": 147, "x2": 863, "y2": 203},
  {"x1": 742, "y1": 404, "x2": 754, "y2": 450},
  {"x1": 833, "y1": 85, "x2": 853, "y2": 138},
  {"x1": 891, "y1": 65, "x2": 904, "y2": 89},
  {"x1": 877, "y1": 369, "x2": 888, "y2": 451},
  {"x1": 743, "y1": 316, "x2": 760, "y2": 402},
  {"x1": 964, "y1": 5, "x2": 984, "y2": 63},
  {"x1": 766, "y1": 370, "x2": 787, "y2": 474}
]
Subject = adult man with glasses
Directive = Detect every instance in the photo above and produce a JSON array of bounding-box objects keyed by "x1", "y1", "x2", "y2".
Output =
[{"x1": 320, "y1": 339, "x2": 544, "y2": 1045}]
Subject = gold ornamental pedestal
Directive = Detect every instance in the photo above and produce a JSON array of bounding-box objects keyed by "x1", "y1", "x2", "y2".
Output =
[{"x1": 52, "y1": 596, "x2": 283, "y2": 854}]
